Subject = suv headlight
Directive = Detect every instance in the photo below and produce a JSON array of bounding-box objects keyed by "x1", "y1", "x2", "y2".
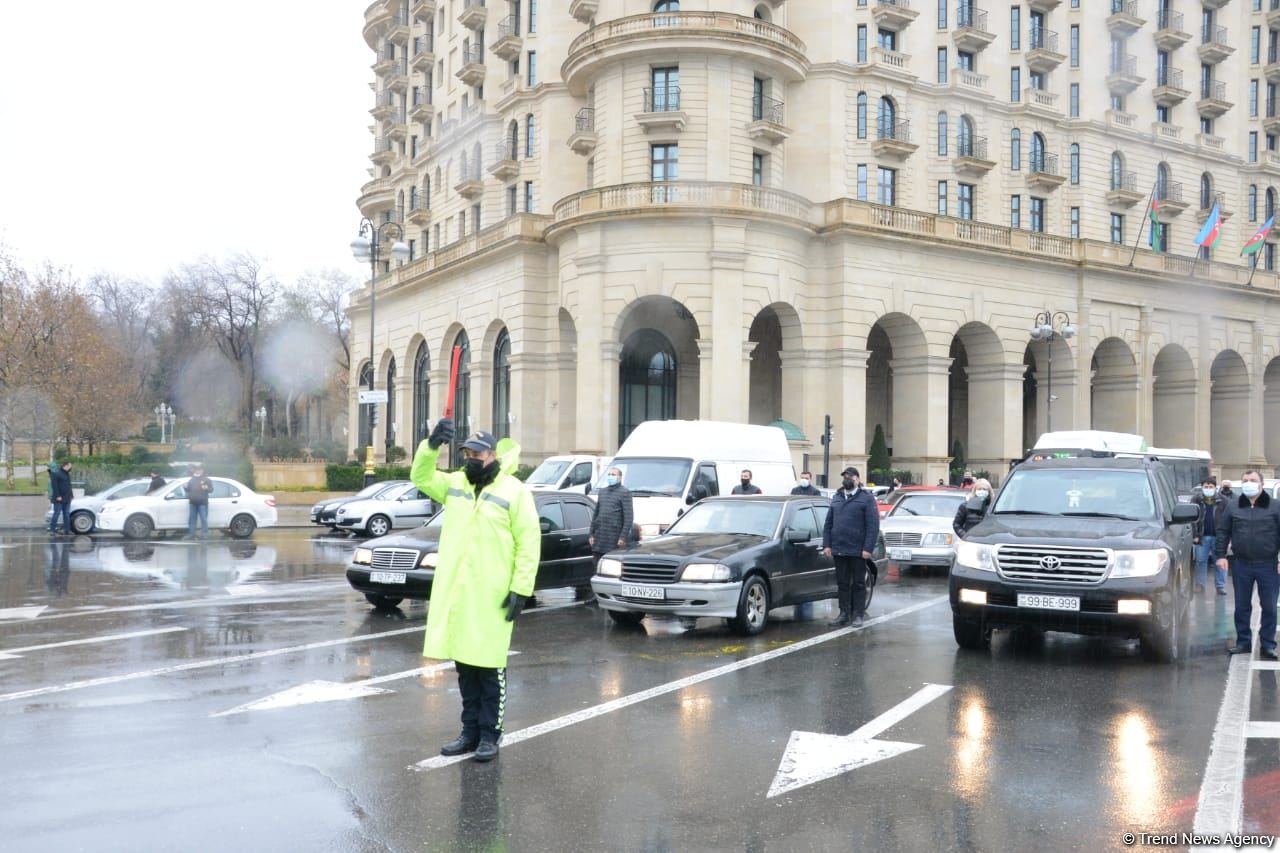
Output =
[
  {"x1": 597, "y1": 558, "x2": 622, "y2": 577},
  {"x1": 419, "y1": 552, "x2": 439, "y2": 568},
  {"x1": 922, "y1": 532, "x2": 954, "y2": 547},
  {"x1": 353, "y1": 548, "x2": 372, "y2": 565},
  {"x1": 681, "y1": 563, "x2": 731, "y2": 582},
  {"x1": 1110, "y1": 548, "x2": 1169, "y2": 579},
  {"x1": 954, "y1": 541, "x2": 996, "y2": 572}
]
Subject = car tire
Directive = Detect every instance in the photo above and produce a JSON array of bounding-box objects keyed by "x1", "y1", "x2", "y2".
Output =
[
  {"x1": 607, "y1": 610, "x2": 645, "y2": 626},
  {"x1": 731, "y1": 575, "x2": 771, "y2": 636},
  {"x1": 1141, "y1": 597, "x2": 1186, "y2": 663},
  {"x1": 70, "y1": 511, "x2": 94, "y2": 535},
  {"x1": 366, "y1": 515, "x2": 391, "y2": 538},
  {"x1": 953, "y1": 615, "x2": 991, "y2": 651},
  {"x1": 123, "y1": 514, "x2": 154, "y2": 540},
  {"x1": 228, "y1": 514, "x2": 257, "y2": 539},
  {"x1": 365, "y1": 593, "x2": 403, "y2": 610}
]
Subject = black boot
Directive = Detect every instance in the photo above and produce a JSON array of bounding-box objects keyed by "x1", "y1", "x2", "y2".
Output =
[
  {"x1": 828, "y1": 611, "x2": 851, "y2": 627},
  {"x1": 440, "y1": 732, "x2": 480, "y2": 756},
  {"x1": 473, "y1": 738, "x2": 500, "y2": 762}
]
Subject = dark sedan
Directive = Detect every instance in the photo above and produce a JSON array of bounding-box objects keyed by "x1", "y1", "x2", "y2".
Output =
[
  {"x1": 346, "y1": 491, "x2": 597, "y2": 609},
  {"x1": 591, "y1": 496, "x2": 887, "y2": 635}
]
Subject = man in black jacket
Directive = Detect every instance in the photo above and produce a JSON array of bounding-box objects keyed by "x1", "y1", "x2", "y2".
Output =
[
  {"x1": 590, "y1": 466, "x2": 634, "y2": 565},
  {"x1": 185, "y1": 465, "x2": 214, "y2": 540},
  {"x1": 791, "y1": 471, "x2": 822, "y2": 496},
  {"x1": 147, "y1": 471, "x2": 167, "y2": 494},
  {"x1": 1216, "y1": 469, "x2": 1280, "y2": 659},
  {"x1": 48, "y1": 461, "x2": 74, "y2": 535},
  {"x1": 732, "y1": 470, "x2": 763, "y2": 495},
  {"x1": 822, "y1": 466, "x2": 880, "y2": 627}
]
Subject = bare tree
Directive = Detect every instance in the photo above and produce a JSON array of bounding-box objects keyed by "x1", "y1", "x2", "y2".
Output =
[{"x1": 87, "y1": 273, "x2": 156, "y2": 411}]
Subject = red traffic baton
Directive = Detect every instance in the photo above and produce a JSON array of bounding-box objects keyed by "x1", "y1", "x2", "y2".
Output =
[{"x1": 443, "y1": 345, "x2": 463, "y2": 421}]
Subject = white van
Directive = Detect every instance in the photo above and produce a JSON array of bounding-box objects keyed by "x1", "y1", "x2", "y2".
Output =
[
  {"x1": 598, "y1": 420, "x2": 796, "y2": 539},
  {"x1": 525, "y1": 455, "x2": 609, "y2": 494}
]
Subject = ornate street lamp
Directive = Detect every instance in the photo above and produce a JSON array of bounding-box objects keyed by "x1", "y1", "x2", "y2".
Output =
[
  {"x1": 1028, "y1": 311, "x2": 1076, "y2": 433},
  {"x1": 153, "y1": 402, "x2": 172, "y2": 444}
]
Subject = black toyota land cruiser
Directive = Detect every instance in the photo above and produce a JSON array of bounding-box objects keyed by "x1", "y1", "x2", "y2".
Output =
[{"x1": 949, "y1": 456, "x2": 1199, "y2": 662}]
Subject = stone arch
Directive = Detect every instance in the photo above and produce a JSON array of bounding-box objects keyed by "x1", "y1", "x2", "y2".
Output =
[
  {"x1": 865, "y1": 313, "x2": 933, "y2": 479},
  {"x1": 747, "y1": 302, "x2": 802, "y2": 427},
  {"x1": 1152, "y1": 344, "x2": 1196, "y2": 448},
  {"x1": 1210, "y1": 350, "x2": 1250, "y2": 467},
  {"x1": 958, "y1": 114, "x2": 975, "y2": 156},
  {"x1": 615, "y1": 295, "x2": 702, "y2": 444},
  {"x1": 1090, "y1": 337, "x2": 1139, "y2": 433},
  {"x1": 1200, "y1": 172, "x2": 1214, "y2": 210},
  {"x1": 949, "y1": 321, "x2": 1008, "y2": 478},
  {"x1": 410, "y1": 337, "x2": 431, "y2": 448},
  {"x1": 1022, "y1": 332, "x2": 1076, "y2": 449},
  {"x1": 1156, "y1": 161, "x2": 1172, "y2": 200},
  {"x1": 557, "y1": 308, "x2": 579, "y2": 451},
  {"x1": 1266, "y1": 358, "x2": 1280, "y2": 467}
]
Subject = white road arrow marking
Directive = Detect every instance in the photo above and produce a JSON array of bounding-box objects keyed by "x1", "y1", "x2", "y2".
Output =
[
  {"x1": 0, "y1": 606, "x2": 48, "y2": 622},
  {"x1": 0, "y1": 626, "x2": 187, "y2": 660},
  {"x1": 767, "y1": 682, "x2": 953, "y2": 799}
]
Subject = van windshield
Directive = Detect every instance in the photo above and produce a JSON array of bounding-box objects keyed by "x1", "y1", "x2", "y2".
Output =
[
  {"x1": 993, "y1": 469, "x2": 1157, "y2": 521},
  {"x1": 598, "y1": 458, "x2": 692, "y2": 497},
  {"x1": 526, "y1": 459, "x2": 571, "y2": 486},
  {"x1": 1152, "y1": 458, "x2": 1211, "y2": 496}
]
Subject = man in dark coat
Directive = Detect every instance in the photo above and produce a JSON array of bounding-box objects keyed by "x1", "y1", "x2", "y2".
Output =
[
  {"x1": 185, "y1": 465, "x2": 213, "y2": 540},
  {"x1": 822, "y1": 466, "x2": 880, "y2": 627},
  {"x1": 590, "y1": 466, "x2": 634, "y2": 564},
  {"x1": 791, "y1": 471, "x2": 822, "y2": 496},
  {"x1": 48, "y1": 461, "x2": 74, "y2": 535},
  {"x1": 1216, "y1": 469, "x2": 1280, "y2": 660},
  {"x1": 147, "y1": 471, "x2": 167, "y2": 493},
  {"x1": 732, "y1": 469, "x2": 763, "y2": 495}
]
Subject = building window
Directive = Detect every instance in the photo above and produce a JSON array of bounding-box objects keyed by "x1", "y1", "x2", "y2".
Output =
[
  {"x1": 1070, "y1": 25, "x2": 1079, "y2": 67},
  {"x1": 525, "y1": 113, "x2": 536, "y2": 157},
  {"x1": 1010, "y1": 67, "x2": 1021, "y2": 102},
  {"x1": 1010, "y1": 7, "x2": 1021, "y2": 51},
  {"x1": 1110, "y1": 214, "x2": 1124, "y2": 244},
  {"x1": 507, "y1": 184, "x2": 517, "y2": 215},
  {"x1": 937, "y1": 47, "x2": 948, "y2": 83},
  {"x1": 1155, "y1": 103, "x2": 1169, "y2": 123},
  {"x1": 857, "y1": 25, "x2": 867, "y2": 63},
  {"x1": 1069, "y1": 84, "x2": 1079, "y2": 118},
  {"x1": 618, "y1": 330, "x2": 677, "y2": 445},
  {"x1": 650, "y1": 66, "x2": 679, "y2": 111},
  {"x1": 1200, "y1": 117, "x2": 1213, "y2": 135},
  {"x1": 1030, "y1": 197, "x2": 1045, "y2": 233},
  {"x1": 857, "y1": 92, "x2": 867, "y2": 139},
  {"x1": 1070, "y1": 207, "x2": 1080, "y2": 239},
  {"x1": 1251, "y1": 79, "x2": 1260, "y2": 117},
  {"x1": 492, "y1": 330, "x2": 511, "y2": 440},
  {"x1": 877, "y1": 29, "x2": 897, "y2": 51},
  {"x1": 527, "y1": 51, "x2": 537, "y2": 86},
  {"x1": 523, "y1": 181, "x2": 534, "y2": 212},
  {"x1": 1200, "y1": 173, "x2": 1214, "y2": 210},
  {"x1": 412, "y1": 343, "x2": 430, "y2": 448},
  {"x1": 957, "y1": 50, "x2": 975, "y2": 70},
  {"x1": 877, "y1": 167, "x2": 897, "y2": 206},
  {"x1": 528, "y1": 0, "x2": 537, "y2": 33},
  {"x1": 1011, "y1": 128, "x2": 1021, "y2": 170},
  {"x1": 958, "y1": 183, "x2": 974, "y2": 220},
  {"x1": 1070, "y1": 144, "x2": 1080, "y2": 185},
  {"x1": 938, "y1": 111, "x2": 949, "y2": 156},
  {"x1": 857, "y1": 164, "x2": 868, "y2": 200},
  {"x1": 472, "y1": 203, "x2": 481, "y2": 232},
  {"x1": 753, "y1": 77, "x2": 766, "y2": 120},
  {"x1": 651, "y1": 143, "x2": 678, "y2": 183},
  {"x1": 937, "y1": 180, "x2": 948, "y2": 216},
  {"x1": 1251, "y1": 131, "x2": 1259, "y2": 162},
  {"x1": 752, "y1": 152, "x2": 765, "y2": 186},
  {"x1": 433, "y1": 223, "x2": 440, "y2": 247},
  {"x1": 407, "y1": 238, "x2": 415, "y2": 262},
  {"x1": 1029, "y1": 70, "x2": 1045, "y2": 91},
  {"x1": 1118, "y1": 94, "x2": 1132, "y2": 114},
  {"x1": 1253, "y1": 26, "x2": 1262, "y2": 65},
  {"x1": 1249, "y1": 184, "x2": 1258, "y2": 221},
  {"x1": 1010, "y1": 195, "x2": 1021, "y2": 228}
]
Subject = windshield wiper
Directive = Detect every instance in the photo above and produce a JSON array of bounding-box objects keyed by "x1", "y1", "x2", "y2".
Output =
[
  {"x1": 1060, "y1": 511, "x2": 1140, "y2": 521},
  {"x1": 993, "y1": 510, "x2": 1056, "y2": 516},
  {"x1": 897, "y1": 507, "x2": 919, "y2": 516},
  {"x1": 628, "y1": 489, "x2": 674, "y2": 497}
]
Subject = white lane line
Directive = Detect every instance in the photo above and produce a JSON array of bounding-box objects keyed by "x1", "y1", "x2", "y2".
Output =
[
  {"x1": 11, "y1": 583, "x2": 353, "y2": 622},
  {"x1": 0, "y1": 600, "x2": 583, "y2": 705},
  {"x1": 1244, "y1": 721, "x2": 1280, "y2": 739},
  {"x1": 0, "y1": 606, "x2": 48, "y2": 621},
  {"x1": 1251, "y1": 661, "x2": 1280, "y2": 671},
  {"x1": 1192, "y1": 652, "x2": 1253, "y2": 841},
  {"x1": 0, "y1": 627, "x2": 187, "y2": 660},
  {"x1": 850, "y1": 682, "x2": 954, "y2": 739},
  {"x1": 412, "y1": 594, "x2": 948, "y2": 771}
]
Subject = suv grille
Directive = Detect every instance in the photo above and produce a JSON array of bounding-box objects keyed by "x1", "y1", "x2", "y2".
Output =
[
  {"x1": 995, "y1": 544, "x2": 1110, "y2": 585},
  {"x1": 371, "y1": 548, "x2": 420, "y2": 572},
  {"x1": 883, "y1": 532, "x2": 923, "y2": 547},
  {"x1": 620, "y1": 560, "x2": 680, "y2": 584}
]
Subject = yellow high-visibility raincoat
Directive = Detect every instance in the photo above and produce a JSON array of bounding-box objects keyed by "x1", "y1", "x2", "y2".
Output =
[{"x1": 411, "y1": 437, "x2": 540, "y2": 668}]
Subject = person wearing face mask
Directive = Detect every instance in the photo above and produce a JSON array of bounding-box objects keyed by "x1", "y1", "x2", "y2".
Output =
[
  {"x1": 1216, "y1": 469, "x2": 1280, "y2": 660},
  {"x1": 410, "y1": 420, "x2": 541, "y2": 761},
  {"x1": 1191, "y1": 477, "x2": 1228, "y2": 595},
  {"x1": 953, "y1": 478, "x2": 994, "y2": 537},
  {"x1": 791, "y1": 471, "x2": 822, "y2": 496},
  {"x1": 590, "y1": 467, "x2": 634, "y2": 566},
  {"x1": 822, "y1": 467, "x2": 880, "y2": 627},
  {"x1": 732, "y1": 469, "x2": 763, "y2": 495}
]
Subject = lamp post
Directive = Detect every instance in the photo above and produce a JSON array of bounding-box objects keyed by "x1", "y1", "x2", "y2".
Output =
[
  {"x1": 255, "y1": 406, "x2": 268, "y2": 442},
  {"x1": 1028, "y1": 311, "x2": 1076, "y2": 433},
  {"x1": 168, "y1": 410, "x2": 177, "y2": 445},
  {"x1": 350, "y1": 218, "x2": 411, "y2": 487},
  {"x1": 154, "y1": 402, "x2": 172, "y2": 444}
]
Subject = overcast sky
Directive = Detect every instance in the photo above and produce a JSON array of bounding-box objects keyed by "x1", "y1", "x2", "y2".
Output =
[{"x1": 0, "y1": 2, "x2": 373, "y2": 287}]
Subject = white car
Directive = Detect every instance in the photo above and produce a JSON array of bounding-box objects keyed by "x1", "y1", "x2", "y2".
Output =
[
  {"x1": 334, "y1": 481, "x2": 437, "y2": 537},
  {"x1": 44, "y1": 477, "x2": 155, "y2": 534},
  {"x1": 878, "y1": 490, "x2": 968, "y2": 570},
  {"x1": 96, "y1": 477, "x2": 277, "y2": 540}
]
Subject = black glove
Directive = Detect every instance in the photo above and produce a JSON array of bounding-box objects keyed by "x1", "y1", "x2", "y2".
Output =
[
  {"x1": 427, "y1": 418, "x2": 455, "y2": 450},
  {"x1": 504, "y1": 592, "x2": 528, "y2": 622}
]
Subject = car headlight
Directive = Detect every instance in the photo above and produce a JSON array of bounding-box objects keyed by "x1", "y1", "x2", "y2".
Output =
[
  {"x1": 681, "y1": 563, "x2": 731, "y2": 582},
  {"x1": 638, "y1": 524, "x2": 662, "y2": 539},
  {"x1": 353, "y1": 548, "x2": 372, "y2": 565},
  {"x1": 1110, "y1": 549, "x2": 1169, "y2": 579},
  {"x1": 597, "y1": 558, "x2": 622, "y2": 577},
  {"x1": 954, "y1": 541, "x2": 996, "y2": 572},
  {"x1": 922, "y1": 532, "x2": 954, "y2": 547},
  {"x1": 419, "y1": 552, "x2": 439, "y2": 568}
]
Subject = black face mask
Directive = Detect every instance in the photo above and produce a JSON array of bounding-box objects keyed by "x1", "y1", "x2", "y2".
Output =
[
  {"x1": 464, "y1": 458, "x2": 498, "y2": 485},
  {"x1": 741, "y1": 479, "x2": 751, "y2": 488},
  {"x1": 842, "y1": 478, "x2": 856, "y2": 491}
]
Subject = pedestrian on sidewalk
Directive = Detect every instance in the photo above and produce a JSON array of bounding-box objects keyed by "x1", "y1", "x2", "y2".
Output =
[
  {"x1": 1192, "y1": 476, "x2": 1228, "y2": 595},
  {"x1": 411, "y1": 421, "x2": 539, "y2": 763},
  {"x1": 1216, "y1": 470, "x2": 1280, "y2": 660},
  {"x1": 48, "y1": 461, "x2": 73, "y2": 535},
  {"x1": 822, "y1": 466, "x2": 880, "y2": 628},
  {"x1": 953, "y1": 477, "x2": 993, "y2": 537},
  {"x1": 732, "y1": 469, "x2": 763, "y2": 495},
  {"x1": 590, "y1": 466, "x2": 634, "y2": 564},
  {"x1": 791, "y1": 472, "x2": 822, "y2": 496},
  {"x1": 184, "y1": 465, "x2": 212, "y2": 540}
]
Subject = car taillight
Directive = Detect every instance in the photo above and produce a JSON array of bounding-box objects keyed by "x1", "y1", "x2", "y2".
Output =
[{"x1": 265, "y1": 496, "x2": 276, "y2": 507}]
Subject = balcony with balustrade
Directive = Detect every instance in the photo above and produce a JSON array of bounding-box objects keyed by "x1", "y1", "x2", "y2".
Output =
[
  {"x1": 456, "y1": 46, "x2": 486, "y2": 86},
  {"x1": 363, "y1": 1, "x2": 393, "y2": 49},
  {"x1": 387, "y1": 4, "x2": 410, "y2": 44},
  {"x1": 411, "y1": 0, "x2": 437, "y2": 21},
  {"x1": 1198, "y1": 25, "x2": 1233, "y2": 65},
  {"x1": 866, "y1": 46, "x2": 917, "y2": 83},
  {"x1": 1105, "y1": 1, "x2": 1144, "y2": 37},
  {"x1": 1267, "y1": 98, "x2": 1280, "y2": 136},
  {"x1": 384, "y1": 112, "x2": 408, "y2": 140},
  {"x1": 1026, "y1": 26, "x2": 1065, "y2": 73},
  {"x1": 1201, "y1": 0, "x2": 1232, "y2": 9},
  {"x1": 1025, "y1": 0, "x2": 1060, "y2": 11},
  {"x1": 1153, "y1": 9, "x2": 1190, "y2": 50},
  {"x1": 747, "y1": 95, "x2": 790, "y2": 144},
  {"x1": 953, "y1": 6, "x2": 995, "y2": 52},
  {"x1": 1106, "y1": 171, "x2": 1144, "y2": 207},
  {"x1": 636, "y1": 87, "x2": 687, "y2": 132},
  {"x1": 459, "y1": 0, "x2": 487, "y2": 30},
  {"x1": 1197, "y1": 79, "x2": 1232, "y2": 119},
  {"x1": 1270, "y1": 0, "x2": 1280, "y2": 31},
  {"x1": 371, "y1": 90, "x2": 398, "y2": 120},
  {"x1": 1106, "y1": 54, "x2": 1144, "y2": 95},
  {"x1": 953, "y1": 135, "x2": 994, "y2": 177},
  {"x1": 454, "y1": 162, "x2": 484, "y2": 199},
  {"x1": 1020, "y1": 87, "x2": 1061, "y2": 119},
  {"x1": 358, "y1": 178, "x2": 396, "y2": 216},
  {"x1": 1153, "y1": 67, "x2": 1189, "y2": 106},
  {"x1": 1151, "y1": 121, "x2": 1182, "y2": 146},
  {"x1": 1267, "y1": 47, "x2": 1280, "y2": 84},
  {"x1": 1196, "y1": 191, "x2": 1232, "y2": 224},
  {"x1": 949, "y1": 66, "x2": 989, "y2": 96},
  {"x1": 489, "y1": 141, "x2": 520, "y2": 181},
  {"x1": 871, "y1": 118, "x2": 917, "y2": 159},
  {"x1": 1154, "y1": 182, "x2": 1187, "y2": 220},
  {"x1": 871, "y1": 0, "x2": 918, "y2": 32},
  {"x1": 570, "y1": 0, "x2": 599, "y2": 23},
  {"x1": 569, "y1": 108, "x2": 598, "y2": 155},
  {"x1": 412, "y1": 35, "x2": 436, "y2": 71},
  {"x1": 1025, "y1": 152, "x2": 1064, "y2": 192},
  {"x1": 410, "y1": 88, "x2": 434, "y2": 123},
  {"x1": 492, "y1": 16, "x2": 523, "y2": 61},
  {"x1": 562, "y1": 12, "x2": 808, "y2": 95},
  {"x1": 371, "y1": 136, "x2": 398, "y2": 167},
  {"x1": 407, "y1": 194, "x2": 432, "y2": 226}
]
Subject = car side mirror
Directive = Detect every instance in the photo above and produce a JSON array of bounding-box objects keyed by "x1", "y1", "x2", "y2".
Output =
[
  {"x1": 784, "y1": 528, "x2": 809, "y2": 544},
  {"x1": 1171, "y1": 504, "x2": 1200, "y2": 525},
  {"x1": 584, "y1": 483, "x2": 591, "y2": 495},
  {"x1": 688, "y1": 485, "x2": 709, "y2": 504},
  {"x1": 540, "y1": 520, "x2": 552, "y2": 534}
]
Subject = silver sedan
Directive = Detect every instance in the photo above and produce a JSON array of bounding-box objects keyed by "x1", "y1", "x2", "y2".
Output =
[
  {"x1": 334, "y1": 482, "x2": 438, "y2": 537},
  {"x1": 878, "y1": 491, "x2": 968, "y2": 569}
]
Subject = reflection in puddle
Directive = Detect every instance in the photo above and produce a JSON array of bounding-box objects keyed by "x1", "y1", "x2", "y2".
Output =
[
  {"x1": 952, "y1": 693, "x2": 989, "y2": 797},
  {"x1": 1112, "y1": 711, "x2": 1163, "y2": 824}
]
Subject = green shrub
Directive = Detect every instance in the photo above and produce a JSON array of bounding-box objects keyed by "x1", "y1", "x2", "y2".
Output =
[
  {"x1": 325, "y1": 464, "x2": 414, "y2": 491},
  {"x1": 386, "y1": 445, "x2": 408, "y2": 463},
  {"x1": 253, "y1": 435, "x2": 306, "y2": 460},
  {"x1": 868, "y1": 424, "x2": 890, "y2": 477}
]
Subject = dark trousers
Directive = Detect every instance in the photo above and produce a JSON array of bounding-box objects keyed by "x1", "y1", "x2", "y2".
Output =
[
  {"x1": 49, "y1": 501, "x2": 70, "y2": 533},
  {"x1": 834, "y1": 554, "x2": 870, "y2": 617},
  {"x1": 187, "y1": 503, "x2": 208, "y2": 538},
  {"x1": 456, "y1": 662, "x2": 506, "y2": 742},
  {"x1": 1233, "y1": 561, "x2": 1280, "y2": 652}
]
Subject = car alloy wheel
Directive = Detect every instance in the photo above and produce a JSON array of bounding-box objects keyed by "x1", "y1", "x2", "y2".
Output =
[
  {"x1": 228, "y1": 514, "x2": 257, "y2": 540},
  {"x1": 71, "y1": 512, "x2": 94, "y2": 534},
  {"x1": 367, "y1": 515, "x2": 391, "y2": 537},
  {"x1": 733, "y1": 576, "x2": 770, "y2": 635},
  {"x1": 124, "y1": 515, "x2": 153, "y2": 540}
]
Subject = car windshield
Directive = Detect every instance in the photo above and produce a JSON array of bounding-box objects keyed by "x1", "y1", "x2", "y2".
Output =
[
  {"x1": 596, "y1": 458, "x2": 691, "y2": 497},
  {"x1": 424, "y1": 509, "x2": 445, "y2": 529},
  {"x1": 526, "y1": 460, "x2": 571, "y2": 486},
  {"x1": 993, "y1": 469, "x2": 1157, "y2": 520},
  {"x1": 890, "y1": 494, "x2": 966, "y2": 518},
  {"x1": 98, "y1": 480, "x2": 147, "y2": 499},
  {"x1": 357, "y1": 482, "x2": 391, "y2": 498},
  {"x1": 374, "y1": 483, "x2": 408, "y2": 500},
  {"x1": 666, "y1": 500, "x2": 782, "y2": 537}
]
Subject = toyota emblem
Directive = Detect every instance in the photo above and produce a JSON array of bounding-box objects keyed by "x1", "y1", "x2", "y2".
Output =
[{"x1": 1039, "y1": 555, "x2": 1062, "y2": 570}]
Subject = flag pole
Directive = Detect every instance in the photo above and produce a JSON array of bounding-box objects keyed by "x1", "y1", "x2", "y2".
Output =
[
  {"x1": 1246, "y1": 251, "x2": 1259, "y2": 288},
  {"x1": 1128, "y1": 183, "x2": 1157, "y2": 267}
]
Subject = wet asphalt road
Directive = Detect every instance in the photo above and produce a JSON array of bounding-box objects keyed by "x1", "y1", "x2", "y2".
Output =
[{"x1": 0, "y1": 529, "x2": 1277, "y2": 852}]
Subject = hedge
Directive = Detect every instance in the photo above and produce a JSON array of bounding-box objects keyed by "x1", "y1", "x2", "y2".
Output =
[
  {"x1": 56, "y1": 454, "x2": 255, "y2": 493},
  {"x1": 325, "y1": 462, "x2": 536, "y2": 491}
]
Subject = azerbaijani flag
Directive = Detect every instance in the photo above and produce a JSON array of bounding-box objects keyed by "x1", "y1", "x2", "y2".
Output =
[
  {"x1": 1194, "y1": 202, "x2": 1223, "y2": 249},
  {"x1": 1149, "y1": 198, "x2": 1163, "y2": 252},
  {"x1": 1242, "y1": 215, "x2": 1274, "y2": 256}
]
